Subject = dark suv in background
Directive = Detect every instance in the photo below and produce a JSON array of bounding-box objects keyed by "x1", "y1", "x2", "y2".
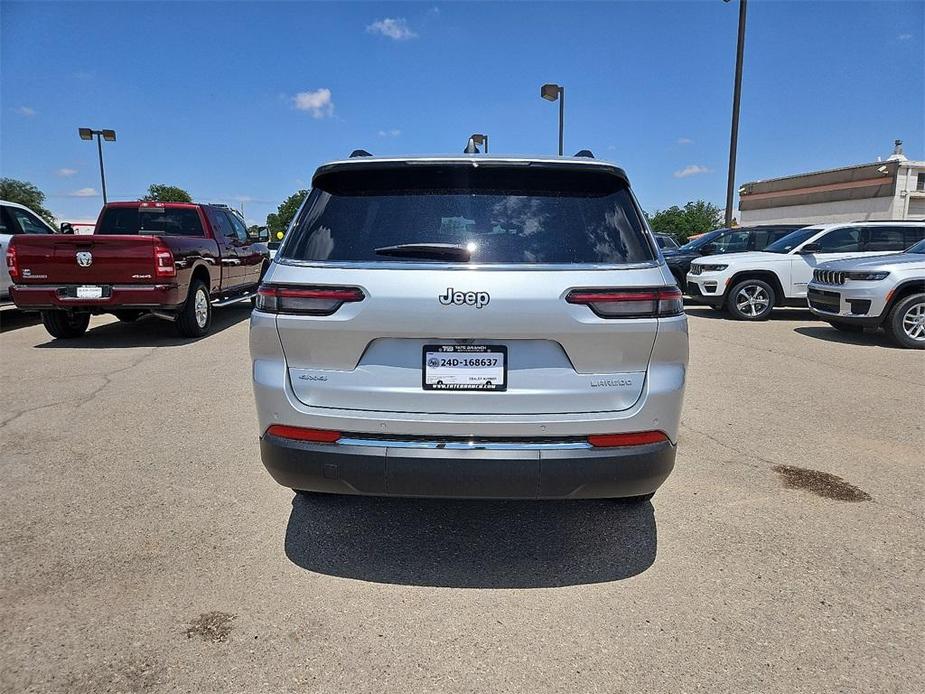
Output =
[{"x1": 664, "y1": 225, "x2": 806, "y2": 290}]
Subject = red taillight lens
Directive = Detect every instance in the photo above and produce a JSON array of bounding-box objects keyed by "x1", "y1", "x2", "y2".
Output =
[
  {"x1": 588, "y1": 431, "x2": 668, "y2": 447},
  {"x1": 6, "y1": 244, "x2": 19, "y2": 281},
  {"x1": 256, "y1": 285, "x2": 365, "y2": 315},
  {"x1": 566, "y1": 286, "x2": 683, "y2": 318},
  {"x1": 265, "y1": 425, "x2": 342, "y2": 443},
  {"x1": 153, "y1": 243, "x2": 176, "y2": 278}
]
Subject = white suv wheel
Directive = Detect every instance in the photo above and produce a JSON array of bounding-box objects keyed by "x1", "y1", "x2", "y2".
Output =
[{"x1": 727, "y1": 279, "x2": 775, "y2": 321}]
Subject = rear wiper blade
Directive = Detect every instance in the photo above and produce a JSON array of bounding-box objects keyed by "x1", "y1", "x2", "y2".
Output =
[{"x1": 373, "y1": 243, "x2": 471, "y2": 261}]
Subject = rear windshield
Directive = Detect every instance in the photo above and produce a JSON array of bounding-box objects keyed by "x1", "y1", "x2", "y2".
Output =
[
  {"x1": 96, "y1": 207, "x2": 204, "y2": 237},
  {"x1": 280, "y1": 165, "x2": 656, "y2": 265}
]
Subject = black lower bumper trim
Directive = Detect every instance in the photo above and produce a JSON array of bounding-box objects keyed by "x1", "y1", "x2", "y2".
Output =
[{"x1": 260, "y1": 434, "x2": 676, "y2": 499}]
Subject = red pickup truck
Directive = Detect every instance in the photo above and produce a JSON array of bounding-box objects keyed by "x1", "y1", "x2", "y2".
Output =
[{"x1": 6, "y1": 201, "x2": 268, "y2": 338}]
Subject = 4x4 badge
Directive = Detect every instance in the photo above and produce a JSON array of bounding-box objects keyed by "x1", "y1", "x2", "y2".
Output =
[{"x1": 438, "y1": 287, "x2": 490, "y2": 309}]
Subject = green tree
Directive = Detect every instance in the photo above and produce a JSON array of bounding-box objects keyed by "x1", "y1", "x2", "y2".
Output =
[
  {"x1": 0, "y1": 178, "x2": 55, "y2": 225},
  {"x1": 141, "y1": 184, "x2": 193, "y2": 203},
  {"x1": 266, "y1": 190, "x2": 308, "y2": 239},
  {"x1": 646, "y1": 201, "x2": 724, "y2": 242}
]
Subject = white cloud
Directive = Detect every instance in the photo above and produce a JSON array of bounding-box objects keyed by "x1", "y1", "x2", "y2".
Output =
[
  {"x1": 378, "y1": 128, "x2": 401, "y2": 138},
  {"x1": 68, "y1": 187, "x2": 98, "y2": 197},
  {"x1": 897, "y1": 33, "x2": 912, "y2": 40},
  {"x1": 366, "y1": 18, "x2": 417, "y2": 40},
  {"x1": 16, "y1": 106, "x2": 36, "y2": 117},
  {"x1": 56, "y1": 168, "x2": 78, "y2": 177},
  {"x1": 673, "y1": 165, "x2": 711, "y2": 179},
  {"x1": 677, "y1": 137, "x2": 694, "y2": 145},
  {"x1": 292, "y1": 88, "x2": 334, "y2": 118}
]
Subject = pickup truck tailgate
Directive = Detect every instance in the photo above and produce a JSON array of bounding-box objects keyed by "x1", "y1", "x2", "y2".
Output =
[{"x1": 13, "y1": 235, "x2": 161, "y2": 285}]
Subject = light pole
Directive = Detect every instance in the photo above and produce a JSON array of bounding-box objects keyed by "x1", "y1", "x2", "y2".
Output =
[
  {"x1": 78, "y1": 128, "x2": 116, "y2": 204},
  {"x1": 723, "y1": 0, "x2": 747, "y2": 227},
  {"x1": 540, "y1": 83, "x2": 564, "y2": 156}
]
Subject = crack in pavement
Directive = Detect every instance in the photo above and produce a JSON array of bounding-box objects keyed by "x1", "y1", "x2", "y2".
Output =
[
  {"x1": 680, "y1": 421, "x2": 925, "y2": 521},
  {"x1": 0, "y1": 347, "x2": 156, "y2": 429},
  {"x1": 694, "y1": 333, "x2": 924, "y2": 386}
]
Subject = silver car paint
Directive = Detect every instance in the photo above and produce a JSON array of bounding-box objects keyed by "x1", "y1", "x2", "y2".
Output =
[
  {"x1": 808, "y1": 250, "x2": 925, "y2": 320},
  {"x1": 250, "y1": 157, "x2": 687, "y2": 457}
]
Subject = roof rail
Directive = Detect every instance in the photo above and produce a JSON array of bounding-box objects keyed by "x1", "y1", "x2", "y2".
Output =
[
  {"x1": 574, "y1": 149, "x2": 594, "y2": 158},
  {"x1": 349, "y1": 149, "x2": 372, "y2": 158}
]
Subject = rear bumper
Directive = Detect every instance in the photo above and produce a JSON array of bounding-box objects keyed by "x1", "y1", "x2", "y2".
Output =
[
  {"x1": 260, "y1": 434, "x2": 676, "y2": 499},
  {"x1": 9, "y1": 283, "x2": 183, "y2": 311}
]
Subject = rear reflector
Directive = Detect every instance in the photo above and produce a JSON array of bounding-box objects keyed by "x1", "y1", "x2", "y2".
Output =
[
  {"x1": 567, "y1": 286, "x2": 683, "y2": 318},
  {"x1": 265, "y1": 425, "x2": 342, "y2": 443},
  {"x1": 588, "y1": 431, "x2": 668, "y2": 447},
  {"x1": 256, "y1": 285, "x2": 365, "y2": 315}
]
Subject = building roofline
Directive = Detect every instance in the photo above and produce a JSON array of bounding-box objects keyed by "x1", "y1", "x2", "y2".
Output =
[{"x1": 742, "y1": 158, "x2": 924, "y2": 187}]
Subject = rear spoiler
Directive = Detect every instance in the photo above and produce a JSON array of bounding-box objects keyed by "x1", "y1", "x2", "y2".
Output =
[{"x1": 313, "y1": 158, "x2": 630, "y2": 190}]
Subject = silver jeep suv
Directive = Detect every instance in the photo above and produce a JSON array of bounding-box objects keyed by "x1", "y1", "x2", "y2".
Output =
[
  {"x1": 808, "y1": 238, "x2": 925, "y2": 349},
  {"x1": 250, "y1": 154, "x2": 688, "y2": 500}
]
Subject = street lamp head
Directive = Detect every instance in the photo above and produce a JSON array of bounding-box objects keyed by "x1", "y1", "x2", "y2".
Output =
[
  {"x1": 541, "y1": 83, "x2": 561, "y2": 101},
  {"x1": 101, "y1": 129, "x2": 116, "y2": 142},
  {"x1": 78, "y1": 127, "x2": 93, "y2": 140}
]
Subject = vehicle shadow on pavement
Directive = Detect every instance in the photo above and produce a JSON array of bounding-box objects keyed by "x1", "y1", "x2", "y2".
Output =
[
  {"x1": 0, "y1": 309, "x2": 42, "y2": 333},
  {"x1": 793, "y1": 325, "x2": 899, "y2": 348},
  {"x1": 284, "y1": 493, "x2": 657, "y2": 588},
  {"x1": 33, "y1": 305, "x2": 253, "y2": 349},
  {"x1": 684, "y1": 306, "x2": 817, "y2": 322}
]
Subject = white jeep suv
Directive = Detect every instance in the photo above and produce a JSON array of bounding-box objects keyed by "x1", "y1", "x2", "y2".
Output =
[
  {"x1": 687, "y1": 222, "x2": 925, "y2": 320},
  {"x1": 250, "y1": 154, "x2": 688, "y2": 501}
]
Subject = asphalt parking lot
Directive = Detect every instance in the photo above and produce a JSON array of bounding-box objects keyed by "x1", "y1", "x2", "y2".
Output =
[{"x1": 1, "y1": 305, "x2": 922, "y2": 694}]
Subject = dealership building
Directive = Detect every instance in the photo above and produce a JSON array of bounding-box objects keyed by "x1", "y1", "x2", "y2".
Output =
[{"x1": 738, "y1": 140, "x2": 925, "y2": 225}]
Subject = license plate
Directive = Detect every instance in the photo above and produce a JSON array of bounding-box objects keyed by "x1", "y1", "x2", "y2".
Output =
[
  {"x1": 76, "y1": 285, "x2": 103, "y2": 299},
  {"x1": 423, "y1": 344, "x2": 507, "y2": 391}
]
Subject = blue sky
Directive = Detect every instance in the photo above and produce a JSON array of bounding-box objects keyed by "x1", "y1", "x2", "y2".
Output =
[{"x1": 2, "y1": 1, "x2": 922, "y2": 226}]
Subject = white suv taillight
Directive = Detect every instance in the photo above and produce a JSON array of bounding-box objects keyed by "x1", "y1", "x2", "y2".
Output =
[
  {"x1": 566, "y1": 286, "x2": 683, "y2": 318},
  {"x1": 256, "y1": 285, "x2": 365, "y2": 315},
  {"x1": 153, "y1": 242, "x2": 176, "y2": 278}
]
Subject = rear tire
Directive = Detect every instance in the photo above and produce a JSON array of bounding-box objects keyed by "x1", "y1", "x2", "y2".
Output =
[
  {"x1": 41, "y1": 311, "x2": 90, "y2": 339},
  {"x1": 886, "y1": 293, "x2": 925, "y2": 349},
  {"x1": 113, "y1": 310, "x2": 143, "y2": 323},
  {"x1": 726, "y1": 279, "x2": 775, "y2": 321},
  {"x1": 176, "y1": 280, "x2": 211, "y2": 338},
  {"x1": 826, "y1": 320, "x2": 863, "y2": 333}
]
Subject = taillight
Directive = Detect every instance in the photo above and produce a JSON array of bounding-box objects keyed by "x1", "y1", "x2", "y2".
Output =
[
  {"x1": 265, "y1": 425, "x2": 342, "y2": 443},
  {"x1": 566, "y1": 286, "x2": 683, "y2": 318},
  {"x1": 588, "y1": 431, "x2": 668, "y2": 447},
  {"x1": 153, "y1": 242, "x2": 176, "y2": 278},
  {"x1": 5, "y1": 244, "x2": 18, "y2": 281},
  {"x1": 256, "y1": 285, "x2": 365, "y2": 315}
]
